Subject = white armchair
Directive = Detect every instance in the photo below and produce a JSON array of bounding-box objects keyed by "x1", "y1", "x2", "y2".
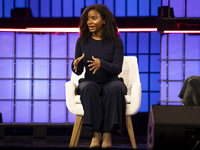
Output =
[{"x1": 65, "y1": 56, "x2": 141, "y2": 148}]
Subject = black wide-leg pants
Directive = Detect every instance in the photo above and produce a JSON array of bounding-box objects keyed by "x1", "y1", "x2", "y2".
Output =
[{"x1": 77, "y1": 79, "x2": 127, "y2": 134}]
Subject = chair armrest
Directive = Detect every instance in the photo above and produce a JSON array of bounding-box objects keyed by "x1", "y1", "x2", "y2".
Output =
[
  {"x1": 65, "y1": 81, "x2": 77, "y2": 114},
  {"x1": 126, "y1": 81, "x2": 142, "y2": 116}
]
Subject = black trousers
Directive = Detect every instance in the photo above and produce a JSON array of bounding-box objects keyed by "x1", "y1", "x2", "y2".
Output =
[{"x1": 77, "y1": 79, "x2": 127, "y2": 135}]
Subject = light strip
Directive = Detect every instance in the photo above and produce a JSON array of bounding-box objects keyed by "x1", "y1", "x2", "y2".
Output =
[
  {"x1": 164, "y1": 30, "x2": 200, "y2": 34},
  {"x1": 0, "y1": 27, "x2": 157, "y2": 33}
]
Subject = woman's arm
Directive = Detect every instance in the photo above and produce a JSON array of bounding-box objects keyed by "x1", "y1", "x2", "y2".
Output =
[
  {"x1": 100, "y1": 37, "x2": 124, "y2": 75},
  {"x1": 71, "y1": 39, "x2": 84, "y2": 75}
]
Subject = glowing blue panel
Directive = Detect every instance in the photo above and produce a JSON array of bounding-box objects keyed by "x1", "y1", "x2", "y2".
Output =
[
  {"x1": 16, "y1": 80, "x2": 31, "y2": 99},
  {"x1": 51, "y1": 81, "x2": 66, "y2": 99},
  {"x1": 160, "y1": 82, "x2": 166, "y2": 104},
  {"x1": 150, "y1": 55, "x2": 160, "y2": 72},
  {"x1": 51, "y1": 34, "x2": 67, "y2": 58},
  {"x1": 169, "y1": 34, "x2": 183, "y2": 59},
  {"x1": 150, "y1": 32, "x2": 160, "y2": 53},
  {"x1": 68, "y1": 110, "x2": 76, "y2": 123},
  {"x1": 150, "y1": 74, "x2": 160, "y2": 91},
  {"x1": 0, "y1": 0, "x2": 2, "y2": 17},
  {"x1": 138, "y1": 33, "x2": 149, "y2": 53},
  {"x1": 30, "y1": 0, "x2": 39, "y2": 17},
  {"x1": 51, "y1": 60, "x2": 67, "y2": 79},
  {"x1": 16, "y1": 60, "x2": 31, "y2": 78},
  {"x1": 185, "y1": 35, "x2": 200, "y2": 59},
  {"x1": 86, "y1": 0, "x2": 96, "y2": 6},
  {"x1": 52, "y1": 0, "x2": 61, "y2": 17},
  {"x1": 15, "y1": 101, "x2": 31, "y2": 123},
  {"x1": 138, "y1": 55, "x2": 149, "y2": 72},
  {"x1": 41, "y1": 0, "x2": 50, "y2": 17},
  {"x1": 68, "y1": 59, "x2": 73, "y2": 80},
  {"x1": 16, "y1": 33, "x2": 32, "y2": 57},
  {"x1": 33, "y1": 80, "x2": 49, "y2": 99},
  {"x1": 34, "y1": 34, "x2": 49, "y2": 58},
  {"x1": 74, "y1": 0, "x2": 84, "y2": 17},
  {"x1": 139, "y1": 92, "x2": 148, "y2": 112},
  {"x1": 185, "y1": 61, "x2": 199, "y2": 78},
  {"x1": 150, "y1": 93, "x2": 160, "y2": 105},
  {"x1": 68, "y1": 33, "x2": 79, "y2": 58},
  {"x1": 0, "y1": 80, "x2": 14, "y2": 99},
  {"x1": 127, "y1": 33, "x2": 137, "y2": 54},
  {"x1": 119, "y1": 32, "x2": 126, "y2": 53},
  {"x1": 139, "y1": 0, "x2": 149, "y2": 16},
  {"x1": 140, "y1": 73, "x2": 148, "y2": 91},
  {"x1": 33, "y1": 101, "x2": 49, "y2": 123},
  {"x1": 63, "y1": 0, "x2": 73, "y2": 17},
  {"x1": 187, "y1": 0, "x2": 200, "y2": 17},
  {"x1": 51, "y1": 101, "x2": 66, "y2": 123},
  {"x1": 0, "y1": 101, "x2": 13, "y2": 123},
  {"x1": 0, "y1": 32, "x2": 14, "y2": 57},
  {"x1": 127, "y1": 0, "x2": 137, "y2": 16},
  {"x1": 97, "y1": 0, "x2": 103, "y2": 4},
  {"x1": 170, "y1": 0, "x2": 185, "y2": 17},
  {"x1": 162, "y1": 0, "x2": 168, "y2": 6},
  {"x1": 168, "y1": 82, "x2": 182, "y2": 102},
  {"x1": 161, "y1": 34, "x2": 167, "y2": 59},
  {"x1": 4, "y1": 0, "x2": 14, "y2": 18},
  {"x1": 15, "y1": 0, "x2": 25, "y2": 7},
  {"x1": 104, "y1": 0, "x2": 114, "y2": 15},
  {"x1": 0, "y1": 60, "x2": 14, "y2": 78},
  {"x1": 151, "y1": 0, "x2": 161, "y2": 16},
  {"x1": 115, "y1": 0, "x2": 125, "y2": 17},
  {"x1": 169, "y1": 61, "x2": 183, "y2": 80},
  {"x1": 34, "y1": 60, "x2": 49, "y2": 78},
  {"x1": 160, "y1": 61, "x2": 166, "y2": 80}
]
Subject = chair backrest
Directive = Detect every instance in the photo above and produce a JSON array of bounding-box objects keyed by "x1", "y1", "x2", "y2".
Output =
[{"x1": 70, "y1": 56, "x2": 140, "y2": 95}]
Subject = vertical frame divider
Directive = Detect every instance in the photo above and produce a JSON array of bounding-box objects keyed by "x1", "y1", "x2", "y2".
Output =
[
  {"x1": 13, "y1": 32, "x2": 16, "y2": 123},
  {"x1": 166, "y1": 34, "x2": 169, "y2": 105},
  {"x1": 49, "y1": 33, "x2": 52, "y2": 124},
  {"x1": 31, "y1": 33, "x2": 34, "y2": 124}
]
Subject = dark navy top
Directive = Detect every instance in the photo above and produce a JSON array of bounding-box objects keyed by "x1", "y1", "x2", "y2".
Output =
[{"x1": 72, "y1": 37, "x2": 124, "y2": 84}]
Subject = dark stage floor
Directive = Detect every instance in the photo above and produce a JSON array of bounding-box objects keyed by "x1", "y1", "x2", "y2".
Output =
[{"x1": 0, "y1": 113, "x2": 149, "y2": 149}]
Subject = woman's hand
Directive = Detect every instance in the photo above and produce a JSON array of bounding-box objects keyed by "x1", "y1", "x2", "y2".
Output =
[
  {"x1": 88, "y1": 56, "x2": 100, "y2": 74},
  {"x1": 73, "y1": 53, "x2": 84, "y2": 73}
]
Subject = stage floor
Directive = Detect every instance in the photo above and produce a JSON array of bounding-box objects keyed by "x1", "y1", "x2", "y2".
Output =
[{"x1": 0, "y1": 135, "x2": 147, "y2": 149}]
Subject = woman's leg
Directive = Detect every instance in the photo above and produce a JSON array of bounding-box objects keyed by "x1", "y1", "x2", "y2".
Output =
[
  {"x1": 101, "y1": 80, "x2": 127, "y2": 134},
  {"x1": 78, "y1": 80, "x2": 103, "y2": 132}
]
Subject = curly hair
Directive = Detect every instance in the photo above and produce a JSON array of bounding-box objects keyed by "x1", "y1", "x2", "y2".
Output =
[{"x1": 79, "y1": 4, "x2": 119, "y2": 44}]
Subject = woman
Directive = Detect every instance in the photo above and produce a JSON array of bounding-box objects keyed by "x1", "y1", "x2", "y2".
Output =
[{"x1": 72, "y1": 4, "x2": 127, "y2": 148}]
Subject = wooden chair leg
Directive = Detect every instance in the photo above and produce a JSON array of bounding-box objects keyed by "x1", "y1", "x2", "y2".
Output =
[
  {"x1": 69, "y1": 115, "x2": 83, "y2": 148},
  {"x1": 126, "y1": 115, "x2": 137, "y2": 149}
]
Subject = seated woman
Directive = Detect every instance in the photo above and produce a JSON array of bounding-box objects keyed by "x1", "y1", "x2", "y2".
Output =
[{"x1": 71, "y1": 4, "x2": 127, "y2": 148}]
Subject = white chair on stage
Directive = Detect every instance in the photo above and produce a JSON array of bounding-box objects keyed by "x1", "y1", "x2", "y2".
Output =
[{"x1": 65, "y1": 56, "x2": 142, "y2": 149}]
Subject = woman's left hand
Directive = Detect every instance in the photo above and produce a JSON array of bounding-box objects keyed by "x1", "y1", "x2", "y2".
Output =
[{"x1": 87, "y1": 56, "x2": 100, "y2": 74}]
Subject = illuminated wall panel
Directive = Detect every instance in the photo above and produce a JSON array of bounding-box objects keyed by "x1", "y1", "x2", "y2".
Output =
[
  {"x1": 41, "y1": 0, "x2": 50, "y2": 17},
  {"x1": 187, "y1": 0, "x2": 200, "y2": 17},
  {"x1": 0, "y1": 0, "x2": 163, "y2": 124},
  {"x1": 115, "y1": 0, "x2": 125, "y2": 17},
  {"x1": 160, "y1": 33, "x2": 200, "y2": 105},
  {"x1": 52, "y1": 0, "x2": 61, "y2": 17}
]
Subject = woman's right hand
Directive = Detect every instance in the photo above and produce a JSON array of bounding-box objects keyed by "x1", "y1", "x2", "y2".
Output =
[{"x1": 73, "y1": 53, "x2": 84, "y2": 73}]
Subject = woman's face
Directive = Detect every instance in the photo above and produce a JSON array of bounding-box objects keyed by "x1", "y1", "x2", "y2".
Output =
[{"x1": 87, "y1": 9, "x2": 105, "y2": 35}]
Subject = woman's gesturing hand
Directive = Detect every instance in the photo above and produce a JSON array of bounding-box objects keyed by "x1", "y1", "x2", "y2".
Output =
[
  {"x1": 73, "y1": 53, "x2": 84, "y2": 73},
  {"x1": 88, "y1": 56, "x2": 100, "y2": 74}
]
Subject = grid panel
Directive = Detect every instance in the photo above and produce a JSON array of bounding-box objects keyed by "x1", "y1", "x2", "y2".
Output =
[{"x1": 0, "y1": 0, "x2": 163, "y2": 123}]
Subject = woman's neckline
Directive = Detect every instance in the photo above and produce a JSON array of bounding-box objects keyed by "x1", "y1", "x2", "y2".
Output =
[{"x1": 91, "y1": 37, "x2": 102, "y2": 41}]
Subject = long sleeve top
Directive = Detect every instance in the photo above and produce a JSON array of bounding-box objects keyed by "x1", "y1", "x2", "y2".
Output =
[{"x1": 71, "y1": 37, "x2": 124, "y2": 84}]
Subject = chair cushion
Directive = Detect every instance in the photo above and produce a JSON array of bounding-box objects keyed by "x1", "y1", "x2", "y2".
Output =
[{"x1": 75, "y1": 95, "x2": 131, "y2": 104}]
